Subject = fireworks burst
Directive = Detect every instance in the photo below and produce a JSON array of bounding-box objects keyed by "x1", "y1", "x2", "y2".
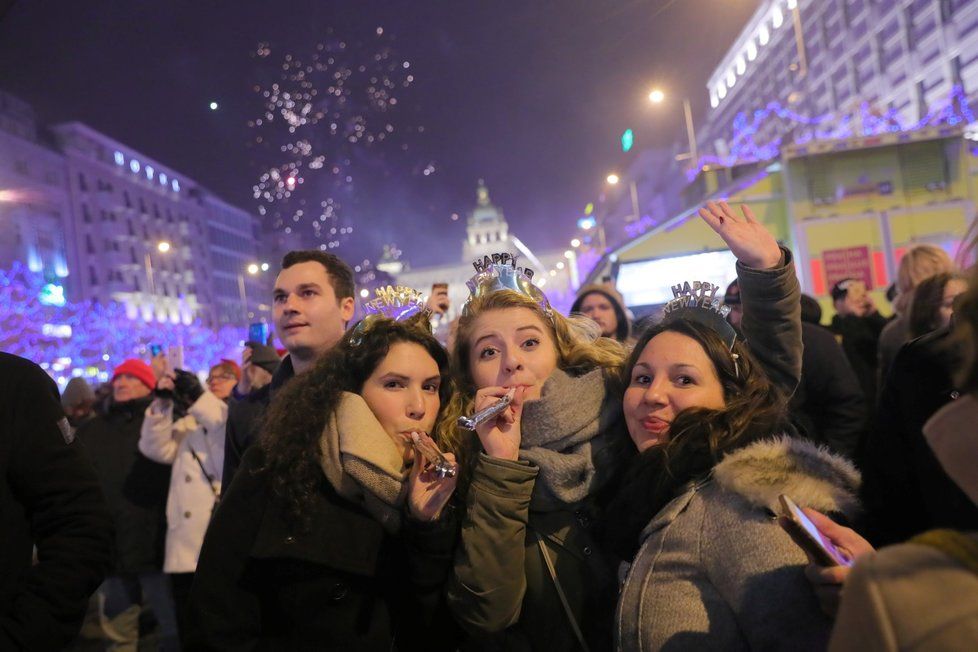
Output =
[{"x1": 248, "y1": 27, "x2": 421, "y2": 248}]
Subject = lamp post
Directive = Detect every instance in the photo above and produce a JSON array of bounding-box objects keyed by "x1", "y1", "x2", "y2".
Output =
[
  {"x1": 648, "y1": 89, "x2": 699, "y2": 170},
  {"x1": 143, "y1": 241, "x2": 171, "y2": 321},
  {"x1": 238, "y1": 262, "x2": 270, "y2": 323},
  {"x1": 606, "y1": 172, "x2": 641, "y2": 224}
]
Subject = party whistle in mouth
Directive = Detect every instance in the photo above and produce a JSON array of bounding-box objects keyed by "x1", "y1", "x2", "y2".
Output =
[
  {"x1": 411, "y1": 432, "x2": 457, "y2": 479},
  {"x1": 457, "y1": 390, "x2": 514, "y2": 431}
]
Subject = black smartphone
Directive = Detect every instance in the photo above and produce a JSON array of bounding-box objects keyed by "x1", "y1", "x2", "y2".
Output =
[{"x1": 150, "y1": 344, "x2": 163, "y2": 357}]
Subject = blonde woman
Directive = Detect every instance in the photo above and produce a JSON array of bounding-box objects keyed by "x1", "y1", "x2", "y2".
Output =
[{"x1": 437, "y1": 264, "x2": 626, "y2": 651}]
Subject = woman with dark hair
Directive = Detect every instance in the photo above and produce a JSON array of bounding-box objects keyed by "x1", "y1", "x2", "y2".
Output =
[
  {"x1": 188, "y1": 305, "x2": 459, "y2": 651},
  {"x1": 611, "y1": 202, "x2": 860, "y2": 650},
  {"x1": 907, "y1": 271, "x2": 968, "y2": 339}
]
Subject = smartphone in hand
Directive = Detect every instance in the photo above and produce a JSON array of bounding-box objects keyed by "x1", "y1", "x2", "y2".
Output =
[{"x1": 778, "y1": 494, "x2": 852, "y2": 568}]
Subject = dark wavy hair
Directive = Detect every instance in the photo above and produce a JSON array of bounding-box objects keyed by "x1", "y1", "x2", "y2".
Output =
[
  {"x1": 603, "y1": 318, "x2": 788, "y2": 561},
  {"x1": 258, "y1": 313, "x2": 451, "y2": 529}
]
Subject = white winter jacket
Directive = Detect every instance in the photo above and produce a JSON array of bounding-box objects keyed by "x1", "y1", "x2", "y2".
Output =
[{"x1": 140, "y1": 392, "x2": 227, "y2": 573}]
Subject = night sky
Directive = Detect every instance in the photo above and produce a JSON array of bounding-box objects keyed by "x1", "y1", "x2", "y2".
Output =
[{"x1": 0, "y1": 0, "x2": 757, "y2": 267}]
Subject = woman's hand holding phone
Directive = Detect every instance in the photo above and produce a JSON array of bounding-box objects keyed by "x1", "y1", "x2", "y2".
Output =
[
  {"x1": 793, "y1": 507, "x2": 875, "y2": 617},
  {"x1": 473, "y1": 386, "x2": 524, "y2": 461}
]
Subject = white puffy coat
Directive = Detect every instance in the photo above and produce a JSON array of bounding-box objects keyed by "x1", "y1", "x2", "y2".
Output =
[{"x1": 140, "y1": 392, "x2": 227, "y2": 573}]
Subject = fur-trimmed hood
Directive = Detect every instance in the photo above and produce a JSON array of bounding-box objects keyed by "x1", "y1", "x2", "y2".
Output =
[{"x1": 713, "y1": 435, "x2": 861, "y2": 518}]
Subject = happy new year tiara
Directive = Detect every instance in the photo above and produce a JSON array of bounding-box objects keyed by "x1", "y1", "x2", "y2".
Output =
[
  {"x1": 461, "y1": 252, "x2": 551, "y2": 317},
  {"x1": 350, "y1": 285, "x2": 430, "y2": 346},
  {"x1": 661, "y1": 280, "x2": 738, "y2": 350}
]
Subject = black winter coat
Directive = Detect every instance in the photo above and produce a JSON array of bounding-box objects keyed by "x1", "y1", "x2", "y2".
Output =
[
  {"x1": 790, "y1": 322, "x2": 867, "y2": 459},
  {"x1": 830, "y1": 312, "x2": 888, "y2": 406},
  {"x1": 222, "y1": 356, "x2": 294, "y2": 488},
  {"x1": 76, "y1": 395, "x2": 170, "y2": 574},
  {"x1": 0, "y1": 353, "x2": 113, "y2": 650},
  {"x1": 188, "y1": 445, "x2": 459, "y2": 651},
  {"x1": 859, "y1": 325, "x2": 978, "y2": 546}
]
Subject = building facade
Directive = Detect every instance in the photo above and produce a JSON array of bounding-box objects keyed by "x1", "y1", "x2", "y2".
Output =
[
  {"x1": 0, "y1": 94, "x2": 270, "y2": 333},
  {"x1": 0, "y1": 91, "x2": 71, "y2": 284},
  {"x1": 700, "y1": 0, "x2": 978, "y2": 163},
  {"x1": 396, "y1": 181, "x2": 578, "y2": 317}
]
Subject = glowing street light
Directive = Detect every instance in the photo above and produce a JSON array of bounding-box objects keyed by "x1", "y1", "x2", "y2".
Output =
[
  {"x1": 157, "y1": 241, "x2": 171, "y2": 253},
  {"x1": 646, "y1": 89, "x2": 699, "y2": 171},
  {"x1": 247, "y1": 263, "x2": 260, "y2": 275},
  {"x1": 606, "y1": 173, "x2": 620, "y2": 185},
  {"x1": 260, "y1": 262, "x2": 270, "y2": 272},
  {"x1": 571, "y1": 238, "x2": 581, "y2": 248}
]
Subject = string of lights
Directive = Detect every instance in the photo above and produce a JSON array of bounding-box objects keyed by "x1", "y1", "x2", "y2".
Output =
[{"x1": 1, "y1": 263, "x2": 244, "y2": 387}]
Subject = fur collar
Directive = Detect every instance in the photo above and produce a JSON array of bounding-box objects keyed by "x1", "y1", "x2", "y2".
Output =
[{"x1": 712, "y1": 436, "x2": 860, "y2": 517}]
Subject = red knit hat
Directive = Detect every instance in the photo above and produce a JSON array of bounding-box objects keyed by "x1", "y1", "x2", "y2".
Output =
[
  {"x1": 112, "y1": 359, "x2": 157, "y2": 390},
  {"x1": 216, "y1": 359, "x2": 242, "y2": 380}
]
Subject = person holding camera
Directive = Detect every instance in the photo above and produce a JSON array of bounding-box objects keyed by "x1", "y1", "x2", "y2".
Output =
[
  {"x1": 75, "y1": 358, "x2": 176, "y2": 651},
  {"x1": 139, "y1": 363, "x2": 227, "y2": 645}
]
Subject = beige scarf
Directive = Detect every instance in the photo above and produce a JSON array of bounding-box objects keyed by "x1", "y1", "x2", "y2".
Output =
[{"x1": 319, "y1": 392, "x2": 409, "y2": 532}]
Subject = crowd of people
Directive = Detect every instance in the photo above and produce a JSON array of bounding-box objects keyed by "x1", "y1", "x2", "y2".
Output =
[{"x1": 2, "y1": 200, "x2": 977, "y2": 651}]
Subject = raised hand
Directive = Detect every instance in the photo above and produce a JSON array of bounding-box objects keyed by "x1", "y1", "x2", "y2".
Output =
[
  {"x1": 406, "y1": 433, "x2": 458, "y2": 522},
  {"x1": 473, "y1": 386, "x2": 524, "y2": 461},
  {"x1": 698, "y1": 201, "x2": 782, "y2": 270}
]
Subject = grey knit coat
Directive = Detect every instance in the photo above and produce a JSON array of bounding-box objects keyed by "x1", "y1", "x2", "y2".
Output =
[{"x1": 616, "y1": 436, "x2": 861, "y2": 651}]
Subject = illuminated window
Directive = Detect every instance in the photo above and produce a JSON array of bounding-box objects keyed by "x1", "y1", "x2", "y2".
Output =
[
  {"x1": 130, "y1": 159, "x2": 141, "y2": 173},
  {"x1": 114, "y1": 151, "x2": 125, "y2": 166}
]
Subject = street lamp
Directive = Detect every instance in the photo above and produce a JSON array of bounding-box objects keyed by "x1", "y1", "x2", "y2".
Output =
[
  {"x1": 238, "y1": 262, "x2": 269, "y2": 323},
  {"x1": 144, "y1": 240, "x2": 171, "y2": 296},
  {"x1": 606, "y1": 171, "x2": 641, "y2": 224},
  {"x1": 606, "y1": 173, "x2": 620, "y2": 185},
  {"x1": 648, "y1": 88, "x2": 699, "y2": 171}
]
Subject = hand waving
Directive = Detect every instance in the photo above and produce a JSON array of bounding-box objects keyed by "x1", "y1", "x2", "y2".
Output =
[{"x1": 698, "y1": 201, "x2": 782, "y2": 270}]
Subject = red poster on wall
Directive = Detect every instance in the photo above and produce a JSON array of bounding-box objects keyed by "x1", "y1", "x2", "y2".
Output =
[{"x1": 823, "y1": 246, "x2": 873, "y2": 290}]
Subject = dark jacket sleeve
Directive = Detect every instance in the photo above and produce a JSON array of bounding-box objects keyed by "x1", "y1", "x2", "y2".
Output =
[
  {"x1": 736, "y1": 247, "x2": 803, "y2": 398},
  {"x1": 221, "y1": 389, "x2": 267, "y2": 488},
  {"x1": 800, "y1": 324, "x2": 866, "y2": 458},
  {"x1": 187, "y1": 447, "x2": 268, "y2": 651},
  {"x1": 0, "y1": 362, "x2": 113, "y2": 651}
]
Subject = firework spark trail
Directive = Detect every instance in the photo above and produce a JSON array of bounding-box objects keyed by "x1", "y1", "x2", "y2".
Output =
[{"x1": 248, "y1": 27, "x2": 426, "y2": 252}]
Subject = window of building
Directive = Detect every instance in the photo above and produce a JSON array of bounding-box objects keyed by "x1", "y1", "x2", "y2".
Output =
[
  {"x1": 82, "y1": 204, "x2": 92, "y2": 223},
  {"x1": 78, "y1": 173, "x2": 88, "y2": 192},
  {"x1": 139, "y1": 198, "x2": 147, "y2": 214},
  {"x1": 86, "y1": 234, "x2": 95, "y2": 254},
  {"x1": 130, "y1": 246, "x2": 136, "y2": 264},
  {"x1": 89, "y1": 266, "x2": 98, "y2": 286}
]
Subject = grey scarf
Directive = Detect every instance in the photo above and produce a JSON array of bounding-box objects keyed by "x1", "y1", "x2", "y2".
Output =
[{"x1": 520, "y1": 367, "x2": 623, "y2": 511}]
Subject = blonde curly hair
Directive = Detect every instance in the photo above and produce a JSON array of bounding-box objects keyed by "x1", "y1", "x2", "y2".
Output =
[{"x1": 435, "y1": 289, "x2": 626, "y2": 484}]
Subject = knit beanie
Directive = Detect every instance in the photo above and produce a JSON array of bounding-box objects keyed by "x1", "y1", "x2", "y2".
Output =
[
  {"x1": 112, "y1": 359, "x2": 157, "y2": 390},
  {"x1": 62, "y1": 377, "x2": 96, "y2": 410}
]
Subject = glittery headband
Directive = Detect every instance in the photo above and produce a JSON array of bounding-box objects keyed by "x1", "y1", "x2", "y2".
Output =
[
  {"x1": 461, "y1": 252, "x2": 551, "y2": 317},
  {"x1": 350, "y1": 285, "x2": 430, "y2": 346},
  {"x1": 661, "y1": 280, "x2": 739, "y2": 353}
]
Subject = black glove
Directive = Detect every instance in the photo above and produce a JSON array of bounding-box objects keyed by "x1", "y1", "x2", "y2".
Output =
[{"x1": 172, "y1": 369, "x2": 204, "y2": 409}]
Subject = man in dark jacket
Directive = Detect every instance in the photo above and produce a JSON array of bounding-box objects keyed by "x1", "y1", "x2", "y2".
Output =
[
  {"x1": 222, "y1": 250, "x2": 355, "y2": 487},
  {"x1": 726, "y1": 285, "x2": 866, "y2": 458},
  {"x1": 859, "y1": 324, "x2": 978, "y2": 547},
  {"x1": 76, "y1": 358, "x2": 176, "y2": 650},
  {"x1": 0, "y1": 353, "x2": 113, "y2": 651},
  {"x1": 829, "y1": 278, "x2": 889, "y2": 406}
]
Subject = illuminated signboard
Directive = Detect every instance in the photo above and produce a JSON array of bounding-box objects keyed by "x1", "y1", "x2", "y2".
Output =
[{"x1": 616, "y1": 250, "x2": 739, "y2": 307}]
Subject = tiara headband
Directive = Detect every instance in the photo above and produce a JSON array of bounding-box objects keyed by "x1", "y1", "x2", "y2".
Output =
[
  {"x1": 350, "y1": 285, "x2": 430, "y2": 346},
  {"x1": 461, "y1": 251, "x2": 551, "y2": 317},
  {"x1": 662, "y1": 280, "x2": 739, "y2": 364}
]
